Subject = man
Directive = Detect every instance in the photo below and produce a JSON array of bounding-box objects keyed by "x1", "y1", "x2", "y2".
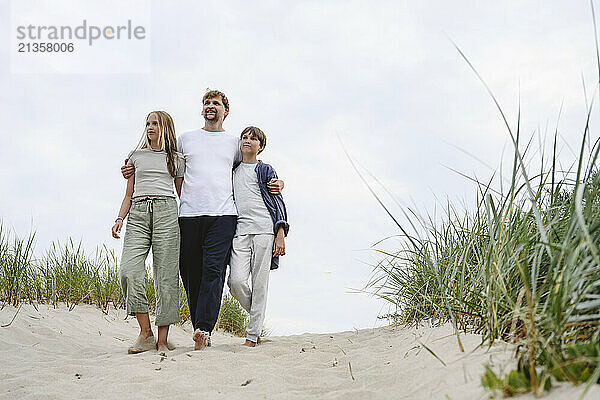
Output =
[{"x1": 121, "y1": 90, "x2": 283, "y2": 350}]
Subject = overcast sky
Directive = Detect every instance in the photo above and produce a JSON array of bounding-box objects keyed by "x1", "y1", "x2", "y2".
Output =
[{"x1": 1, "y1": 1, "x2": 598, "y2": 335}]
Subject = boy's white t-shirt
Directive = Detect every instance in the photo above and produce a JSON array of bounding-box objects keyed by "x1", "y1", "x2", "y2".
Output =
[
  {"x1": 177, "y1": 128, "x2": 241, "y2": 217},
  {"x1": 233, "y1": 162, "x2": 274, "y2": 235}
]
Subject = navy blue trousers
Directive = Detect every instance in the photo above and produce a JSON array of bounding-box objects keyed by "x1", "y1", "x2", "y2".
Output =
[{"x1": 179, "y1": 215, "x2": 237, "y2": 332}]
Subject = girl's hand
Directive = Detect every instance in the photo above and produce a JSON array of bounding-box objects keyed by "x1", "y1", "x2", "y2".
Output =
[
  {"x1": 112, "y1": 220, "x2": 123, "y2": 239},
  {"x1": 273, "y1": 233, "x2": 285, "y2": 257}
]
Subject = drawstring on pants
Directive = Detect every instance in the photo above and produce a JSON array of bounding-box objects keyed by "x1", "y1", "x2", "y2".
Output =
[
  {"x1": 146, "y1": 198, "x2": 154, "y2": 214},
  {"x1": 132, "y1": 197, "x2": 168, "y2": 214}
]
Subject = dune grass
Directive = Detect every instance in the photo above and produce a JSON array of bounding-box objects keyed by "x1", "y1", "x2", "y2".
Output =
[
  {"x1": 216, "y1": 294, "x2": 249, "y2": 337},
  {"x1": 363, "y1": 117, "x2": 600, "y2": 397},
  {"x1": 0, "y1": 227, "x2": 250, "y2": 337},
  {"x1": 355, "y1": 21, "x2": 600, "y2": 400}
]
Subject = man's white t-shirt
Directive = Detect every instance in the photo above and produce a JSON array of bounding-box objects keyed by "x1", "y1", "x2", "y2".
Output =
[{"x1": 177, "y1": 128, "x2": 241, "y2": 217}]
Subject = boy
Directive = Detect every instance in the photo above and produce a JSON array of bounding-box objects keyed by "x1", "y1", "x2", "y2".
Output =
[{"x1": 228, "y1": 126, "x2": 289, "y2": 347}]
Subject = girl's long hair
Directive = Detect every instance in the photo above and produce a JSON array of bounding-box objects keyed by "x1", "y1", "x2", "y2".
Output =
[{"x1": 130, "y1": 111, "x2": 179, "y2": 177}]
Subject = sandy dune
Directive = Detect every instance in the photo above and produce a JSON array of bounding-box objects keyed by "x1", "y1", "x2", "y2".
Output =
[{"x1": 0, "y1": 304, "x2": 597, "y2": 399}]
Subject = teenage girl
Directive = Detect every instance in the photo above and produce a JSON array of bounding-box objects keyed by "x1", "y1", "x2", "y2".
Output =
[{"x1": 111, "y1": 111, "x2": 184, "y2": 354}]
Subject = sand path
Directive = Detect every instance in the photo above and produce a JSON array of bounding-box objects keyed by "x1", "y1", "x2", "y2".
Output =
[{"x1": 1, "y1": 304, "x2": 597, "y2": 399}]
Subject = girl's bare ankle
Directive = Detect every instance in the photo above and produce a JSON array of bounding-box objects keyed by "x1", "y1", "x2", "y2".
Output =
[{"x1": 140, "y1": 329, "x2": 154, "y2": 338}]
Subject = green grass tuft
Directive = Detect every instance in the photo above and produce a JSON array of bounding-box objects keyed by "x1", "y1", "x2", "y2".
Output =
[{"x1": 216, "y1": 294, "x2": 249, "y2": 337}]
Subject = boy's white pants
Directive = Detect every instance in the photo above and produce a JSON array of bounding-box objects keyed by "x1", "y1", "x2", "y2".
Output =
[{"x1": 227, "y1": 233, "x2": 274, "y2": 343}]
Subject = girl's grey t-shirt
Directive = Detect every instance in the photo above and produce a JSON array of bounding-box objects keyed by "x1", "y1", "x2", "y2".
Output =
[
  {"x1": 127, "y1": 148, "x2": 185, "y2": 198},
  {"x1": 233, "y1": 162, "x2": 273, "y2": 235}
]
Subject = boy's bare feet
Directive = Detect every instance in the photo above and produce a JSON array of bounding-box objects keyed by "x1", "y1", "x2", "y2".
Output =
[
  {"x1": 193, "y1": 329, "x2": 209, "y2": 350},
  {"x1": 128, "y1": 331, "x2": 156, "y2": 354},
  {"x1": 243, "y1": 339, "x2": 257, "y2": 347}
]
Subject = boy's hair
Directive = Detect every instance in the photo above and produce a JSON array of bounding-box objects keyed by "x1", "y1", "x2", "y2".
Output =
[
  {"x1": 202, "y1": 89, "x2": 229, "y2": 119},
  {"x1": 240, "y1": 126, "x2": 267, "y2": 154}
]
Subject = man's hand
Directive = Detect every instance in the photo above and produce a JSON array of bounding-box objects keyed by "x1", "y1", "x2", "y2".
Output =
[
  {"x1": 121, "y1": 158, "x2": 134, "y2": 179},
  {"x1": 267, "y1": 179, "x2": 284, "y2": 195}
]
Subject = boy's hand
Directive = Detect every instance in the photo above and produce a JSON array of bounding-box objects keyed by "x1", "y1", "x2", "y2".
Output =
[
  {"x1": 273, "y1": 232, "x2": 285, "y2": 257},
  {"x1": 111, "y1": 220, "x2": 123, "y2": 239},
  {"x1": 121, "y1": 159, "x2": 135, "y2": 179},
  {"x1": 267, "y1": 179, "x2": 284, "y2": 195}
]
